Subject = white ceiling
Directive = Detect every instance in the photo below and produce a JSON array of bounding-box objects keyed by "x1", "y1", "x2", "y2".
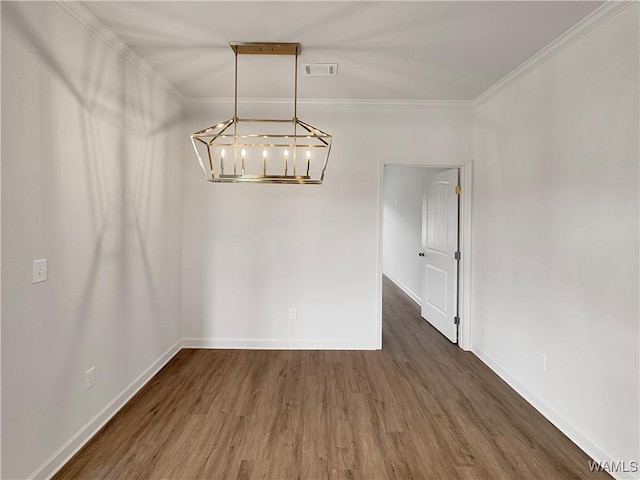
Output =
[{"x1": 82, "y1": 1, "x2": 603, "y2": 101}]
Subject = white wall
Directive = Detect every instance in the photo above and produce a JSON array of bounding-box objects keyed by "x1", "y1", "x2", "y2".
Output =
[
  {"x1": 4, "y1": 2, "x2": 635, "y2": 479},
  {"x1": 382, "y1": 166, "x2": 448, "y2": 303},
  {"x1": 472, "y1": 3, "x2": 639, "y2": 473},
  {"x1": 1, "y1": 3, "x2": 184, "y2": 479},
  {"x1": 182, "y1": 102, "x2": 472, "y2": 348}
]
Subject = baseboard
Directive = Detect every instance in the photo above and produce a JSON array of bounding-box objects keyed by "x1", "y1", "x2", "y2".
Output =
[
  {"x1": 24, "y1": 336, "x2": 376, "y2": 478},
  {"x1": 383, "y1": 271, "x2": 421, "y2": 306},
  {"x1": 24, "y1": 342, "x2": 629, "y2": 479},
  {"x1": 475, "y1": 350, "x2": 638, "y2": 480},
  {"x1": 28, "y1": 340, "x2": 182, "y2": 480},
  {"x1": 182, "y1": 337, "x2": 379, "y2": 350}
]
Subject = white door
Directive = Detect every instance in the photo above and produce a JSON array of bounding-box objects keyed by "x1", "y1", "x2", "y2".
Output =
[{"x1": 420, "y1": 168, "x2": 459, "y2": 343}]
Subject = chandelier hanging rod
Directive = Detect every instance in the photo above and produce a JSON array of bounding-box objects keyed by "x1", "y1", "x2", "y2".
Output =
[{"x1": 230, "y1": 42, "x2": 301, "y2": 122}]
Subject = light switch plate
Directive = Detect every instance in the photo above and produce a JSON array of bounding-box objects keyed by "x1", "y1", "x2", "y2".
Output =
[{"x1": 32, "y1": 259, "x2": 48, "y2": 284}]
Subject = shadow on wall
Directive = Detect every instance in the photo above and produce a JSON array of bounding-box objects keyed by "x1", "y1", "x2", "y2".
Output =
[{"x1": 2, "y1": 3, "x2": 183, "y2": 477}]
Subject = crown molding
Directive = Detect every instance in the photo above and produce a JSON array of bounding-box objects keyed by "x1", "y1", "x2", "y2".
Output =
[
  {"x1": 473, "y1": 0, "x2": 635, "y2": 107},
  {"x1": 55, "y1": 0, "x2": 633, "y2": 111},
  {"x1": 185, "y1": 97, "x2": 474, "y2": 110},
  {"x1": 55, "y1": 1, "x2": 184, "y2": 103}
]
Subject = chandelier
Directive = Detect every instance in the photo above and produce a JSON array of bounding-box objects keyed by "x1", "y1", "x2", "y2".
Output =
[{"x1": 190, "y1": 42, "x2": 332, "y2": 184}]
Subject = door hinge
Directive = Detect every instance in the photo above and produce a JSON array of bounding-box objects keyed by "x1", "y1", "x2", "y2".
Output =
[
  {"x1": 454, "y1": 251, "x2": 461, "y2": 260},
  {"x1": 455, "y1": 185, "x2": 461, "y2": 195},
  {"x1": 454, "y1": 316, "x2": 460, "y2": 325}
]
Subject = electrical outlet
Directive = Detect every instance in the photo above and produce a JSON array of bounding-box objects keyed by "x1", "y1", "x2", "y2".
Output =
[
  {"x1": 289, "y1": 308, "x2": 297, "y2": 320},
  {"x1": 537, "y1": 353, "x2": 547, "y2": 372},
  {"x1": 32, "y1": 259, "x2": 48, "y2": 284},
  {"x1": 85, "y1": 367, "x2": 96, "y2": 390}
]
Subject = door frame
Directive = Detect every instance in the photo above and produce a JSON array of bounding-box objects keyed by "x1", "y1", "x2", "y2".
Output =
[{"x1": 377, "y1": 160, "x2": 473, "y2": 351}]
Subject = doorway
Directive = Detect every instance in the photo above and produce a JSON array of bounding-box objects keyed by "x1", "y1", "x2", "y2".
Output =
[{"x1": 378, "y1": 164, "x2": 472, "y2": 350}]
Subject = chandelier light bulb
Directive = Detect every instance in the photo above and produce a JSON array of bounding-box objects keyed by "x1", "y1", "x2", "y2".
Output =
[
  {"x1": 219, "y1": 148, "x2": 226, "y2": 175},
  {"x1": 262, "y1": 150, "x2": 268, "y2": 175},
  {"x1": 283, "y1": 150, "x2": 289, "y2": 176},
  {"x1": 241, "y1": 149, "x2": 246, "y2": 158},
  {"x1": 306, "y1": 150, "x2": 311, "y2": 159}
]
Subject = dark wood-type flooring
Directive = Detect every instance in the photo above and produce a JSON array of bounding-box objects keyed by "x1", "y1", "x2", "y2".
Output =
[{"x1": 55, "y1": 277, "x2": 609, "y2": 479}]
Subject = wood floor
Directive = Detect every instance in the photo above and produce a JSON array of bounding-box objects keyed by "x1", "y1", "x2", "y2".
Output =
[{"x1": 55, "y1": 277, "x2": 609, "y2": 480}]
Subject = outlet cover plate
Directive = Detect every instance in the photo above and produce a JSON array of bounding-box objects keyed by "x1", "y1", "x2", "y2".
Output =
[
  {"x1": 537, "y1": 353, "x2": 547, "y2": 372},
  {"x1": 85, "y1": 367, "x2": 96, "y2": 390}
]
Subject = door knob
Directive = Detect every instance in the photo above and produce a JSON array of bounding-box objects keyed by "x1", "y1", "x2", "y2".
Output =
[{"x1": 418, "y1": 252, "x2": 425, "y2": 257}]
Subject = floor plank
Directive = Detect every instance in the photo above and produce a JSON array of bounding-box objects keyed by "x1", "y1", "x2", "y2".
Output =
[{"x1": 54, "y1": 277, "x2": 610, "y2": 479}]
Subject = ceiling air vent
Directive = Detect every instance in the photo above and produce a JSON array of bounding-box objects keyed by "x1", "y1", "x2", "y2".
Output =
[{"x1": 302, "y1": 63, "x2": 338, "y2": 77}]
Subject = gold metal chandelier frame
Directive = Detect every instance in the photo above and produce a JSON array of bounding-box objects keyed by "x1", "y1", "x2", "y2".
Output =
[{"x1": 190, "y1": 42, "x2": 332, "y2": 184}]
